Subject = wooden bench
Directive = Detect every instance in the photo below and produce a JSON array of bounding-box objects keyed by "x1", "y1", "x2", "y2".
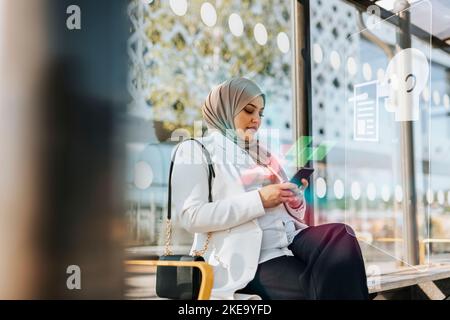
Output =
[
  {"x1": 368, "y1": 264, "x2": 450, "y2": 300},
  {"x1": 125, "y1": 256, "x2": 450, "y2": 300}
]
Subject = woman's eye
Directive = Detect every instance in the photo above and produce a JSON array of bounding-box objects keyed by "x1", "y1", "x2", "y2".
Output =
[
  {"x1": 259, "y1": 113, "x2": 265, "y2": 118},
  {"x1": 244, "y1": 108, "x2": 254, "y2": 114}
]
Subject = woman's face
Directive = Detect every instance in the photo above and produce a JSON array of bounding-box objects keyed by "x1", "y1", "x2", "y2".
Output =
[{"x1": 233, "y1": 95, "x2": 265, "y2": 142}]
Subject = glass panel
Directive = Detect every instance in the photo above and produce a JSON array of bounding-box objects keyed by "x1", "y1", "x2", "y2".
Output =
[
  {"x1": 344, "y1": 1, "x2": 432, "y2": 270},
  {"x1": 126, "y1": 0, "x2": 295, "y2": 250},
  {"x1": 309, "y1": 0, "x2": 441, "y2": 272},
  {"x1": 426, "y1": 49, "x2": 450, "y2": 263}
]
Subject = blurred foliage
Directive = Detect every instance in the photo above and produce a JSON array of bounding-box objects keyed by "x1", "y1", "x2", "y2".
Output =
[{"x1": 128, "y1": 0, "x2": 292, "y2": 139}]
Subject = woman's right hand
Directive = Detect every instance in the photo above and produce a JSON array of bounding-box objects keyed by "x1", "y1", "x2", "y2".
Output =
[{"x1": 257, "y1": 182, "x2": 299, "y2": 208}]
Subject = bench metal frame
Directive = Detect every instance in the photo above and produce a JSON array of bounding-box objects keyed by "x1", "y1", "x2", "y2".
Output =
[{"x1": 125, "y1": 260, "x2": 214, "y2": 300}]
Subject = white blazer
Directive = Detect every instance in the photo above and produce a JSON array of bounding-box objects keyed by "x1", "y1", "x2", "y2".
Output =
[{"x1": 171, "y1": 130, "x2": 306, "y2": 300}]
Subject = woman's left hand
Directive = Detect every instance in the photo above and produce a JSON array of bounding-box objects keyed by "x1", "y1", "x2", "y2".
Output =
[
  {"x1": 282, "y1": 179, "x2": 308, "y2": 209},
  {"x1": 285, "y1": 179, "x2": 309, "y2": 194},
  {"x1": 300, "y1": 178, "x2": 309, "y2": 190}
]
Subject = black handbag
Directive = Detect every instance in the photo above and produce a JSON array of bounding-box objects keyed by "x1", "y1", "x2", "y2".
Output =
[{"x1": 155, "y1": 138, "x2": 215, "y2": 300}]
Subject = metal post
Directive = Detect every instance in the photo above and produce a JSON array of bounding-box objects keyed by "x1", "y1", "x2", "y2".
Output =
[
  {"x1": 395, "y1": 0, "x2": 419, "y2": 265},
  {"x1": 291, "y1": 0, "x2": 314, "y2": 225}
]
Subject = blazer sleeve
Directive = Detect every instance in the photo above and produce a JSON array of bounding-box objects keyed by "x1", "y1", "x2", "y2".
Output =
[{"x1": 171, "y1": 140, "x2": 266, "y2": 234}]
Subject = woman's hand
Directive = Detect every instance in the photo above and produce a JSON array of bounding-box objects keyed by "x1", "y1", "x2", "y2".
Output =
[
  {"x1": 300, "y1": 178, "x2": 309, "y2": 190},
  {"x1": 258, "y1": 182, "x2": 301, "y2": 209},
  {"x1": 286, "y1": 179, "x2": 309, "y2": 209}
]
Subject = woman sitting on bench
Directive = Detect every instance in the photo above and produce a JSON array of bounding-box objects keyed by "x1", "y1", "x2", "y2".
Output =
[{"x1": 171, "y1": 77, "x2": 369, "y2": 300}]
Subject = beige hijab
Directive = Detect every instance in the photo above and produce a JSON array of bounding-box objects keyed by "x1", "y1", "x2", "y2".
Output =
[{"x1": 201, "y1": 77, "x2": 273, "y2": 167}]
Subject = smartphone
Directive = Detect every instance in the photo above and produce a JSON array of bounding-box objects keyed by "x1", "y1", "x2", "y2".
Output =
[{"x1": 289, "y1": 167, "x2": 314, "y2": 188}]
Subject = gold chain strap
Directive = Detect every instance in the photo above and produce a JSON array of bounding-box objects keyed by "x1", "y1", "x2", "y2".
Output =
[
  {"x1": 192, "y1": 232, "x2": 212, "y2": 257},
  {"x1": 163, "y1": 218, "x2": 211, "y2": 257}
]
